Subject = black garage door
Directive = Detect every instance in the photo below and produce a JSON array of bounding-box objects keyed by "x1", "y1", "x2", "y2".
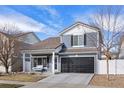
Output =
[{"x1": 61, "y1": 57, "x2": 94, "y2": 73}]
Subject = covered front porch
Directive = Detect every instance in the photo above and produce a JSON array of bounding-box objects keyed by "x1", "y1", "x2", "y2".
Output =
[{"x1": 22, "y1": 50, "x2": 60, "y2": 74}]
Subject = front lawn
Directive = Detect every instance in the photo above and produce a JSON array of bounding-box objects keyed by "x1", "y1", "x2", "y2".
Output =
[
  {"x1": 90, "y1": 75, "x2": 124, "y2": 88},
  {"x1": 0, "y1": 73, "x2": 47, "y2": 82},
  {"x1": 0, "y1": 83, "x2": 24, "y2": 88}
]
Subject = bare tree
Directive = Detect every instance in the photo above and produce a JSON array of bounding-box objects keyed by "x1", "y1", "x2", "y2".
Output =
[
  {"x1": 88, "y1": 6, "x2": 124, "y2": 79},
  {"x1": 0, "y1": 23, "x2": 22, "y2": 73}
]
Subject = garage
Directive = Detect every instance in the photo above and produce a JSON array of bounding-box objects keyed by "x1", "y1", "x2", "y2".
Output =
[{"x1": 61, "y1": 57, "x2": 94, "y2": 73}]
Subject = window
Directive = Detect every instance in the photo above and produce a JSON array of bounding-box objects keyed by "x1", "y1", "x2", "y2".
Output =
[
  {"x1": 25, "y1": 54, "x2": 30, "y2": 62},
  {"x1": 25, "y1": 54, "x2": 30, "y2": 57},
  {"x1": 55, "y1": 57, "x2": 58, "y2": 69},
  {"x1": 71, "y1": 35, "x2": 84, "y2": 46},
  {"x1": 25, "y1": 58, "x2": 30, "y2": 61},
  {"x1": 33, "y1": 57, "x2": 48, "y2": 67},
  {"x1": 73, "y1": 35, "x2": 78, "y2": 46},
  {"x1": 38, "y1": 58, "x2": 42, "y2": 65}
]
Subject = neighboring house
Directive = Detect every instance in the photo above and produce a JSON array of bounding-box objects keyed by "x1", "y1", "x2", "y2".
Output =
[
  {"x1": 16, "y1": 32, "x2": 40, "y2": 44},
  {"x1": 0, "y1": 32, "x2": 40, "y2": 72},
  {"x1": 22, "y1": 22, "x2": 101, "y2": 74},
  {"x1": 119, "y1": 36, "x2": 124, "y2": 59}
]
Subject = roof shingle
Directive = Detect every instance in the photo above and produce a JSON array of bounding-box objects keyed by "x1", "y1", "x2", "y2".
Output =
[{"x1": 27, "y1": 37, "x2": 62, "y2": 50}]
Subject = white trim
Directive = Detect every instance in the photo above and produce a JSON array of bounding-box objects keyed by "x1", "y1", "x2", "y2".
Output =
[
  {"x1": 59, "y1": 51, "x2": 98, "y2": 55},
  {"x1": 60, "y1": 55, "x2": 96, "y2": 58},
  {"x1": 32, "y1": 56, "x2": 47, "y2": 58},
  {"x1": 22, "y1": 49, "x2": 55, "y2": 53},
  {"x1": 59, "y1": 22, "x2": 99, "y2": 36},
  {"x1": 52, "y1": 52, "x2": 55, "y2": 74},
  {"x1": 60, "y1": 36, "x2": 63, "y2": 43},
  {"x1": 68, "y1": 47, "x2": 97, "y2": 49},
  {"x1": 30, "y1": 54, "x2": 32, "y2": 71},
  {"x1": 22, "y1": 53, "x2": 25, "y2": 72},
  {"x1": 72, "y1": 45, "x2": 84, "y2": 47}
]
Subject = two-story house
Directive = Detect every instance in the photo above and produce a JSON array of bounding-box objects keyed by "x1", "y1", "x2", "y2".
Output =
[{"x1": 22, "y1": 22, "x2": 101, "y2": 74}]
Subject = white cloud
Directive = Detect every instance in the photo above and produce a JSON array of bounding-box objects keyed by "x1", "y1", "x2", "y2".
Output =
[
  {"x1": 40, "y1": 6, "x2": 59, "y2": 17},
  {"x1": 36, "y1": 6, "x2": 59, "y2": 18},
  {"x1": 35, "y1": 6, "x2": 63, "y2": 30},
  {"x1": 0, "y1": 6, "x2": 58, "y2": 36}
]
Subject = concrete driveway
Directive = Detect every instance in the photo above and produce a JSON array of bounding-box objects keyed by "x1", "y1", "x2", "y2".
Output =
[{"x1": 22, "y1": 73, "x2": 94, "y2": 88}]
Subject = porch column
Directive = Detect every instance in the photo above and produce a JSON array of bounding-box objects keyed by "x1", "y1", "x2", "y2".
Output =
[
  {"x1": 29, "y1": 54, "x2": 32, "y2": 72},
  {"x1": 23, "y1": 53, "x2": 25, "y2": 72},
  {"x1": 52, "y1": 52, "x2": 55, "y2": 74}
]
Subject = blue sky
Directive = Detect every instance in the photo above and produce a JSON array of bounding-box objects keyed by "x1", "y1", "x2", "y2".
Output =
[{"x1": 0, "y1": 5, "x2": 122, "y2": 40}]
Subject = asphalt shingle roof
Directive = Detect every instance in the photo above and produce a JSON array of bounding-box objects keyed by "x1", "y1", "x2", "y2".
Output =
[{"x1": 27, "y1": 37, "x2": 62, "y2": 50}]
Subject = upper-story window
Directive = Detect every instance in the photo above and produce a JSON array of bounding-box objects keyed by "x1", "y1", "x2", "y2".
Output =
[{"x1": 71, "y1": 34, "x2": 86, "y2": 47}]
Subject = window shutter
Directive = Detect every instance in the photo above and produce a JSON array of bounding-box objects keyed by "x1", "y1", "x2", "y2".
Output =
[
  {"x1": 84, "y1": 34, "x2": 86, "y2": 46},
  {"x1": 71, "y1": 35, "x2": 73, "y2": 46}
]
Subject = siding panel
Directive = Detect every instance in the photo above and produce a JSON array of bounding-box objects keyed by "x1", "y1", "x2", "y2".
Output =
[
  {"x1": 62, "y1": 35, "x2": 71, "y2": 48},
  {"x1": 86, "y1": 32, "x2": 97, "y2": 47}
]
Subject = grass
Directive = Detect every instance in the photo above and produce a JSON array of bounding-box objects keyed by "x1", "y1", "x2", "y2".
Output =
[
  {"x1": 90, "y1": 74, "x2": 124, "y2": 88},
  {"x1": 0, "y1": 83, "x2": 24, "y2": 88},
  {"x1": 0, "y1": 73, "x2": 47, "y2": 82}
]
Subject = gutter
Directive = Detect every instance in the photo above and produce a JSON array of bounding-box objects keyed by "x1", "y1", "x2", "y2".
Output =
[
  {"x1": 21, "y1": 49, "x2": 56, "y2": 54},
  {"x1": 59, "y1": 51, "x2": 98, "y2": 55}
]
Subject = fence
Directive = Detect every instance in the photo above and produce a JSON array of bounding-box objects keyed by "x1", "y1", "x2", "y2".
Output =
[{"x1": 96, "y1": 59, "x2": 124, "y2": 74}]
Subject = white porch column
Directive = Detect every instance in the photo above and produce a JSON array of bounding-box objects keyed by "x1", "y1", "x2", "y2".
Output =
[
  {"x1": 23, "y1": 53, "x2": 25, "y2": 72},
  {"x1": 52, "y1": 52, "x2": 55, "y2": 74},
  {"x1": 29, "y1": 54, "x2": 32, "y2": 72}
]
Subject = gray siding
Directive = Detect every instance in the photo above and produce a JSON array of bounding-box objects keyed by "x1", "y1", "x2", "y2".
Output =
[
  {"x1": 119, "y1": 42, "x2": 124, "y2": 59},
  {"x1": 119, "y1": 49, "x2": 124, "y2": 59},
  {"x1": 18, "y1": 33, "x2": 40, "y2": 44},
  {"x1": 62, "y1": 35, "x2": 71, "y2": 48},
  {"x1": 86, "y1": 32, "x2": 97, "y2": 47}
]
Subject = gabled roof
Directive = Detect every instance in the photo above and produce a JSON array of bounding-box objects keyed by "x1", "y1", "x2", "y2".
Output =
[
  {"x1": 0, "y1": 31, "x2": 41, "y2": 42},
  {"x1": 15, "y1": 32, "x2": 41, "y2": 42},
  {"x1": 59, "y1": 21, "x2": 100, "y2": 35},
  {"x1": 15, "y1": 32, "x2": 33, "y2": 37},
  {"x1": 26, "y1": 37, "x2": 63, "y2": 50},
  {"x1": 0, "y1": 31, "x2": 38, "y2": 49},
  {"x1": 16, "y1": 41, "x2": 32, "y2": 50}
]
